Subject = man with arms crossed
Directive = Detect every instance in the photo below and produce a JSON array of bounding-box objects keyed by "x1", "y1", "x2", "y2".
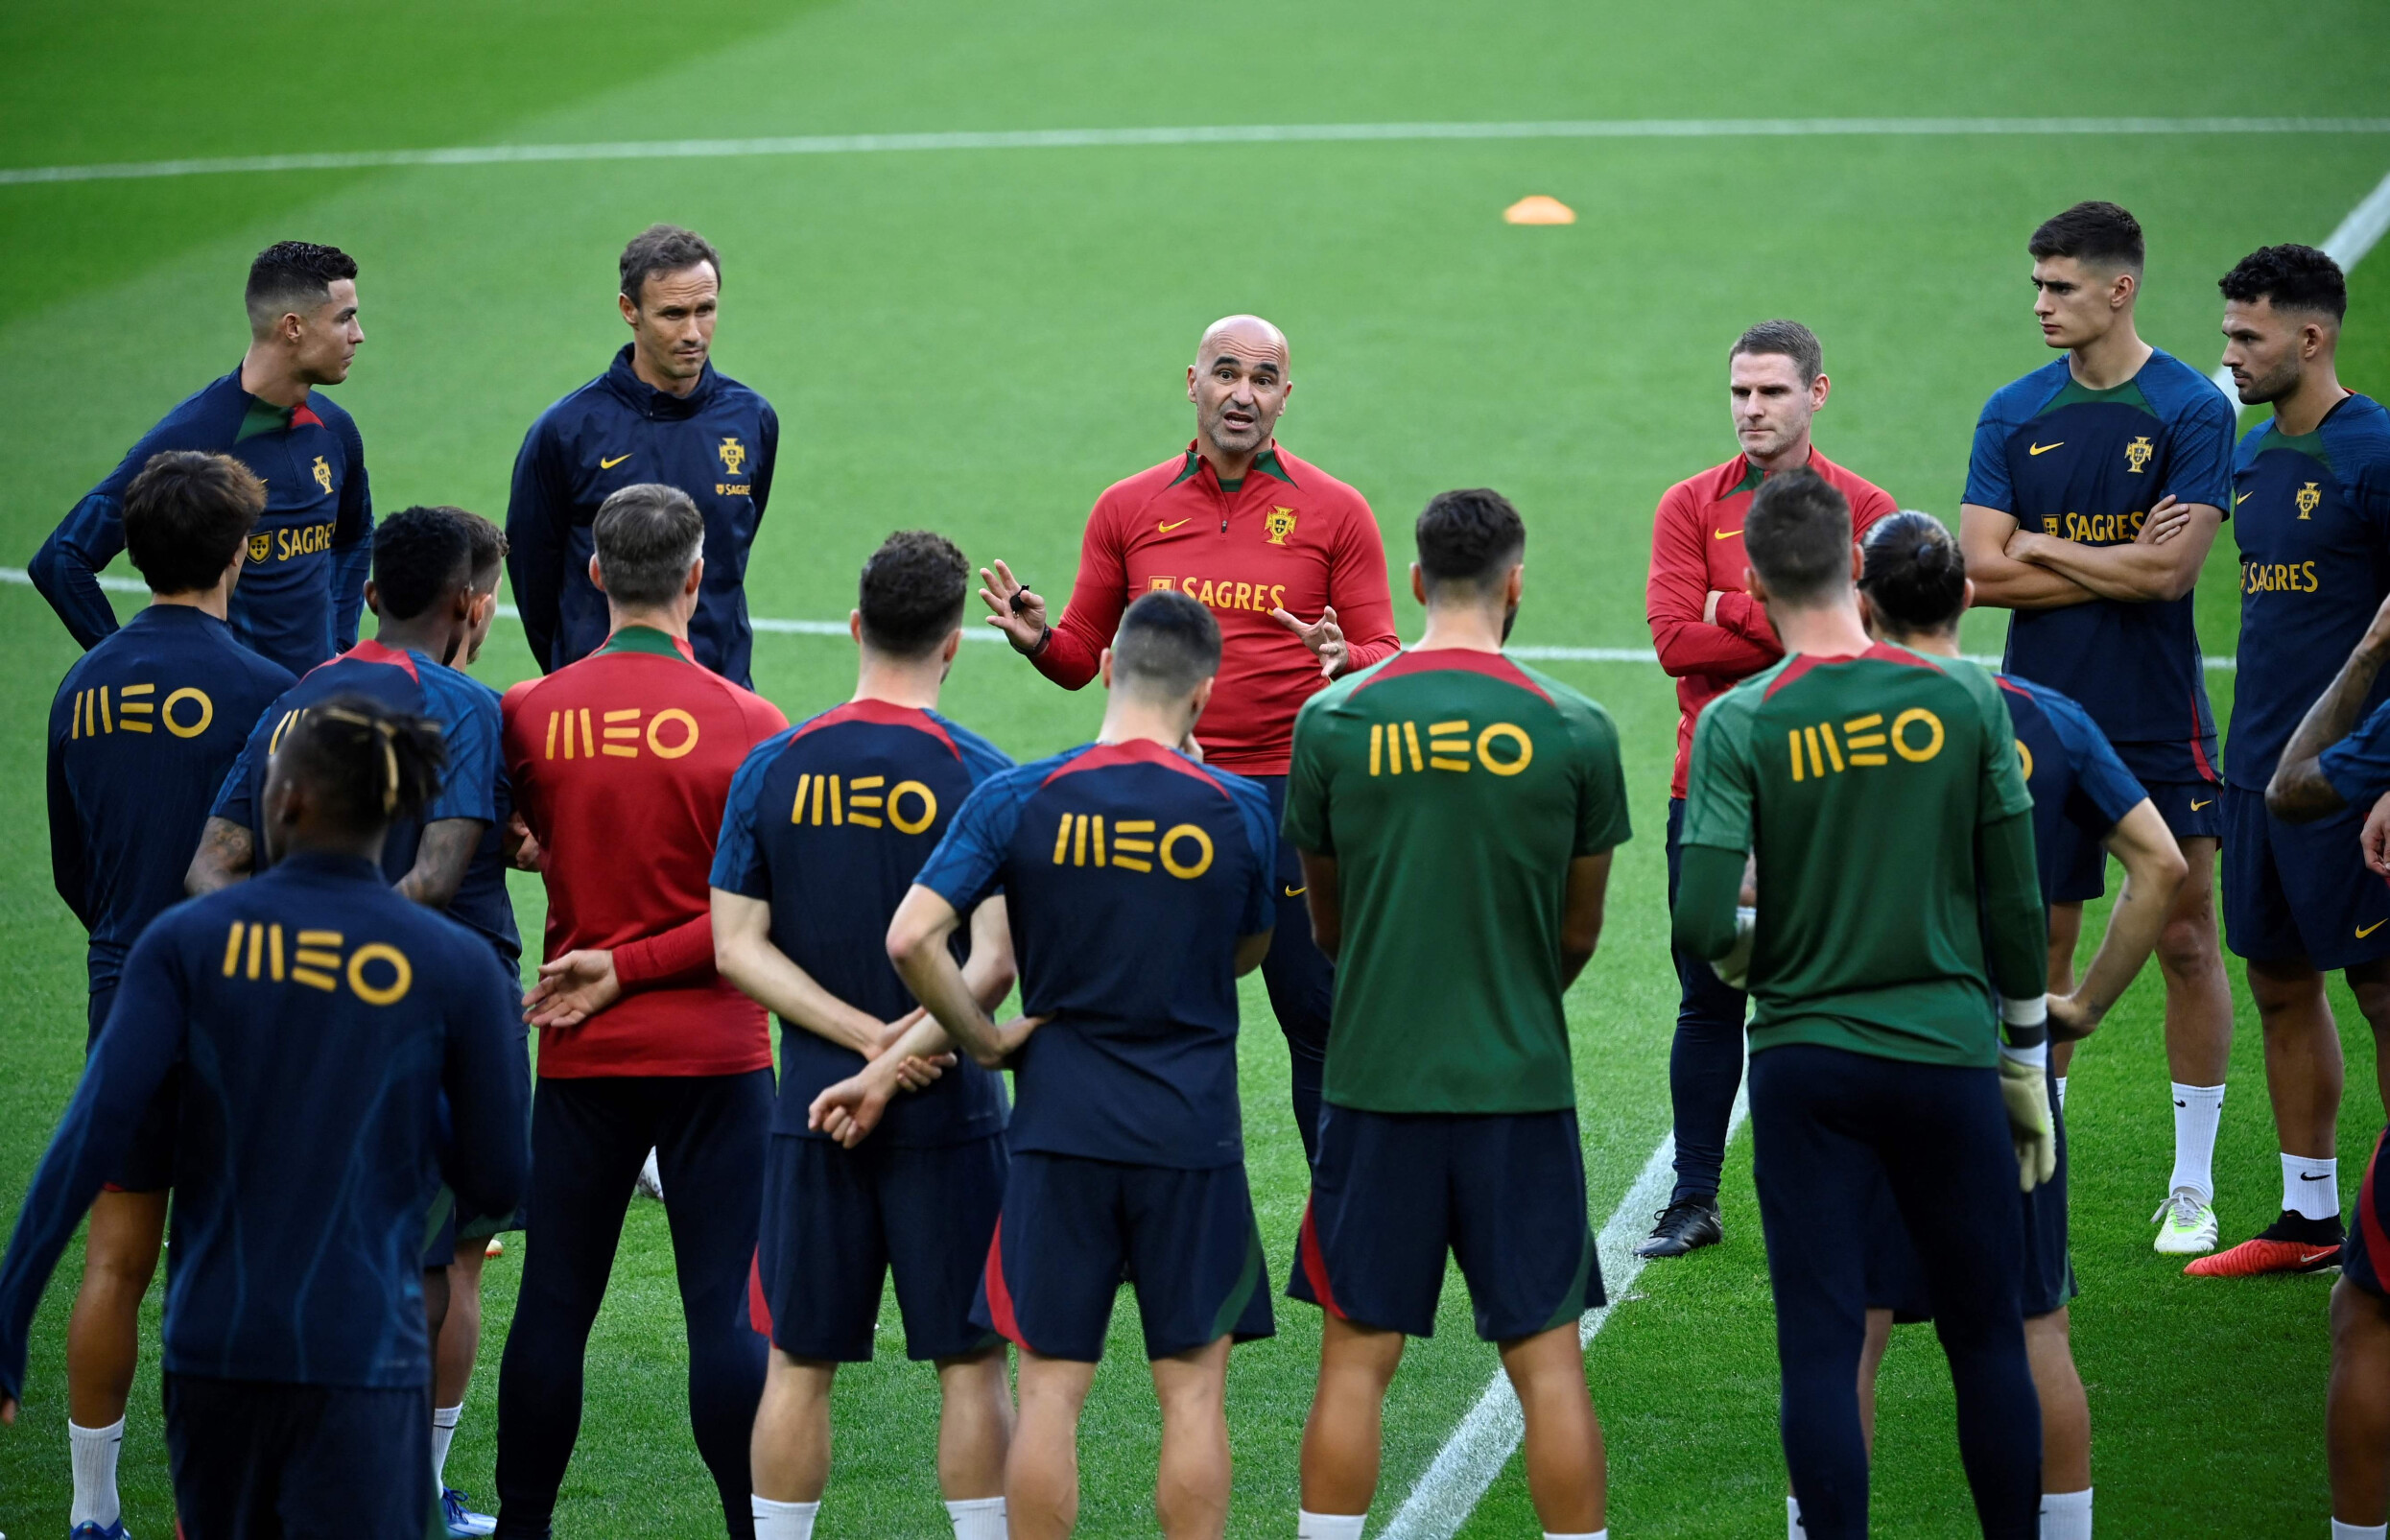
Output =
[
  {"x1": 33, "y1": 242, "x2": 372, "y2": 677},
  {"x1": 1680, "y1": 470, "x2": 2054, "y2": 1540},
  {"x1": 826, "y1": 590, "x2": 1279, "y2": 1539},
  {"x1": 0, "y1": 696, "x2": 530, "y2": 1539},
  {"x1": 494, "y1": 485, "x2": 789, "y2": 1540},
  {"x1": 2186, "y1": 245, "x2": 2390, "y2": 1277},
  {"x1": 978, "y1": 315, "x2": 1398, "y2": 1158},
  {"x1": 1959, "y1": 200, "x2": 2238, "y2": 1253},
  {"x1": 1286, "y1": 488, "x2": 1630, "y2": 1540},
  {"x1": 509, "y1": 225, "x2": 778, "y2": 687},
  {"x1": 44, "y1": 451, "x2": 296, "y2": 1540},
  {"x1": 712, "y1": 531, "x2": 1018, "y2": 1540},
  {"x1": 1640, "y1": 320, "x2": 1897, "y2": 1260}
]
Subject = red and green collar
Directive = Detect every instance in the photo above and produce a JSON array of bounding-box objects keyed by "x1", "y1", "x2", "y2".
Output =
[
  {"x1": 1171, "y1": 441, "x2": 1296, "y2": 493},
  {"x1": 599, "y1": 624, "x2": 697, "y2": 662}
]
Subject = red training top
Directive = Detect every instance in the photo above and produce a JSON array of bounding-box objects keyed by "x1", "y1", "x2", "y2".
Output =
[
  {"x1": 1031, "y1": 441, "x2": 1399, "y2": 775},
  {"x1": 1645, "y1": 449, "x2": 1897, "y2": 798},
  {"x1": 501, "y1": 625, "x2": 790, "y2": 1078}
]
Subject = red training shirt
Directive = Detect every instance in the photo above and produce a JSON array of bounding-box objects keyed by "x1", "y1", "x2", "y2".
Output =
[
  {"x1": 1031, "y1": 441, "x2": 1399, "y2": 775},
  {"x1": 1645, "y1": 449, "x2": 1896, "y2": 798},
  {"x1": 501, "y1": 625, "x2": 790, "y2": 1078}
]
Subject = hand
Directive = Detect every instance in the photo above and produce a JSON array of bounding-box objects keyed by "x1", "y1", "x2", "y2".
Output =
[
  {"x1": 2364, "y1": 792, "x2": 2390, "y2": 878},
  {"x1": 1704, "y1": 590, "x2": 1725, "y2": 625},
  {"x1": 2046, "y1": 992, "x2": 2100, "y2": 1042},
  {"x1": 2, "y1": 1394, "x2": 15, "y2": 1424},
  {"x1": 865, "y1": 1009, "x2": 926, "y2": 1060},
  {"x1": 507, "y1": 811, "x2": 543, "y2": 872},
  {"x1": 993, "y1": 1013, "x2": 1051, "y2": 1060},
  {"x1": 1711, "y1": 906, "x2": 1756, "y2": 992},
  {"x1": 2004, "y1": 528, "x2": 2050, "y2": 565},
  {"x1": 809, "y1": 1067, "x2": 897, "y2": 1149},
  {"x1": 1998, "y1": 1054, "x2": 2057, "y2": 1192},
  {"x1": 979, "y1": 560, "x2": 1050, "y2": 652},
  {"x1": 1270, "y1": 604, "x2": 1350, "y2": 679},
  {"x1": 523, "y1": 950, "x2": 621, "y2": 1028},
  {"x1": 2139, "y1": 494, "x2": 2194, "y2": 547}
]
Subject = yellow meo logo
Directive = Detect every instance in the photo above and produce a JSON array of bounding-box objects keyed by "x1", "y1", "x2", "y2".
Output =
[
  {"x1": 789, "y1": 772, "x2": 936, "y2": 834},
  {"x1": 2297, "y1": 482, "x2": 2322, "y2": 519},
  {"x1": 220, "y1": 921, "x2": 413, "y2": 1006},
  {"x1": 1368, "y1": 718, "x2": 1533, "y2": 777},
  {"x1": 541, "y1": 706, "x2": 699, "y2": 761},
  {"x1": 1787, "y1": 708, "x2": 1944, "y2": 781},
  {"x1": 69, "y1": 682, "x2": 214, "y2": 740},
  {"x1": 1050, "y1": 813, "x2": 1213, "y2": 879}
]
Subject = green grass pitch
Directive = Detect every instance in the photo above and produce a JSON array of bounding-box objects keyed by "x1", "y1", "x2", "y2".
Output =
[{"x1": 2, "y1": 1, "x2": 2388, "y2": 1533}]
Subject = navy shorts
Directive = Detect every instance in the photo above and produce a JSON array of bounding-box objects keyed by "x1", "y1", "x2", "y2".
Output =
[
  {"x1": 2348, "y1": 1128, "x2": 2390, "y2": 1300},
  {"x1": 749, "y1": 1132, "x2": 1006, "y2": 1362},
  {"x1": 163, "y1": 1372, "x2": 430, "y2": 1540},
  {"x1": 972, "y1": 1151, "x2": 1272, "y2": 1362},
  {"x1": 2051, "y1": 775, "x2": 2220, "y2": 903},
  {"x1": 1289, "y1": 1105, "x2": 1603, "y2": 1342},
  {"x1": 89, "y1": 983, "x2": 177, "y2": 1195},
  {"x1": 2223, "y1": 785, "x2": 2390, "y2": 970}
]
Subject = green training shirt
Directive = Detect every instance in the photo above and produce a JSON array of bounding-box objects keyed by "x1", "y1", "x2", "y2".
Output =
[
  {"x1": 1283, "y1": 648, "x2": 1632, "y2": 1114},
  {"x1": 1681, "y1": 644, "x2": 2033, "y2": 1068}
]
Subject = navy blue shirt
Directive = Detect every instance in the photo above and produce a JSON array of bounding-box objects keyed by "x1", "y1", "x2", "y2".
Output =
[
  {"x1": 507, "y1": 345, "x2": 777, "y2": 687},
  {"x1": 913, "y1": 739, "x2": 1275, "y2": 1170},
  {"x1": 712, "y1": 699, "x2": 1013, "y2": 1144},
  {"x1": 31, "y1": 368, "x2": 373, "y2": 678},
  {"x1": 1967, "y1": 349, "x2": 2236, "y2": 780},
  {"x1": 1997, "y1": 673, "x2": 2149, "y2": 904},
  {"x1": 212, "y1": 640, "x2": 519, "y2": 962},
  {"x1": 48, "y1": 605, "x2": 295, "y2": 1013},
  {"x1": 2227, "y1": 393, "x2": 2390, "y2": 790},
  {"x1": 2319, "y1": 696, "x2": 2390, "y2": 807},
  {"x1": 0, "y1": 853, "x2": 529, "y2": 1398}
]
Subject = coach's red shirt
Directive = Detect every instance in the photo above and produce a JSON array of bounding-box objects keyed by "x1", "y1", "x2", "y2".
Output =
[
  {"x1": 1033, "y1": 442, "x2": 1399, "y2": 775},
  {"x1": 1645, "y1": 449, "x2": 1896, "y2": 798},
  {"x1": 502, "y1": 625, "x2": 789, "y2": 1078}
]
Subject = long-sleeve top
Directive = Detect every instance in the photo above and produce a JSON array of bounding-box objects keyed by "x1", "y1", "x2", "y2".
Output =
[
  {"x1": 506, "y1": 345, "x2": 777, "y2": 687},
  {"x1": 1029, "y1": 442, "x2": 1399, "y2": 775},
  {"x1": 0, "y1": 852, "x2": 529, "y2": 1399},
  {"x1": 1645, "y1": 449, "x2": 1896, "y2": 797},
  {"x1": 31, "y1": 367, "x2": 372, "y2": 677}
]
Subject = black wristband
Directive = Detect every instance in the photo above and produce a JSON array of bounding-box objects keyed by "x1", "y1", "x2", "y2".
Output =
[{"x1": 1015, "y1": 624, "x2": 1052, "y2": 659}]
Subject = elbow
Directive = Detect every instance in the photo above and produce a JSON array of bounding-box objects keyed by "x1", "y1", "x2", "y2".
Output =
[
  {"x1": 966, "y1": 1040, "x2": 1010, "y2": 1070},
  {"x1": 2264, "y1": 769, "x2": 2339, "y2": 824},
  {"x1": 712, "y1": 933, "x2": 750, "y2": 993},
  {"x1": 26, "y1": 538, "x2": 59, "y2": 596}
]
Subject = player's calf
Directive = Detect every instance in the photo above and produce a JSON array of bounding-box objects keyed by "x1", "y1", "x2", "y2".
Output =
[
  {"x1": 1501, "y1": 1322, "x2": 1607, "y2": 1536},
  {"x1": 1007, "y1": 1351, "x2": 1097, "y2": 1540},
  {"x1": 1151, "y1": 1338, "x2": 1234, "y2": 1540}
]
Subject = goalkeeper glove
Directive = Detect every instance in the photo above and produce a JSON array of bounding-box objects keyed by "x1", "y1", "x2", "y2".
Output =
[
  {"x1": 1998, "y1": 1046, "x2": 2055, "y2": 1192},
  {"x1": 1712, "y1": 906, "x2": 1756, "y2": 992}
]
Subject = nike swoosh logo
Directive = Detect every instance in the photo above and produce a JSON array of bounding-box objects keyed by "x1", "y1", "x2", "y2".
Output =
[
  {"x1": 2299, "y1": 1172, "x2": 2337, "y2": 1181},
  {"x1": 1283, "y1": 885, "x2": 1307, "y2": 897},
  {"x1": 2236, "y1": 491, "x2": 2254, "y2": 507},
  {"x1": 2299, "y1": 1246, "x2": 2340, "y2": 1264},
  {"x1": 2190, "y1": 799, "x2": 2213, "y2": 811},
  {"x1": 2029, "y1": 441, "x2": 2063, "y2": 456},
  {"x1": 1715, "y1": 528, "x2": 1742, "y2": 540},
  {"x1": 2360, "y1": 919, "x2": 2387, "y2": 938},
  {"x1": 1158, "y1": 518, "x2": 1192, "y2": 533},
  {"x1": 600, "y1": 454, "x2": 632, "y2": 469}
]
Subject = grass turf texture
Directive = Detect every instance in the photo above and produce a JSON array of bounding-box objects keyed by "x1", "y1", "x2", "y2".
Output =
[{"x1": 1, "y1": 0, "x2": 2387, "y2": 1532}]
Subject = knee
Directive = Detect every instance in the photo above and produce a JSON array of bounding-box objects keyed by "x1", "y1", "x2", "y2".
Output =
[{"x1": 2155, "y1": 914, "x2": 2216, "y2": 976}]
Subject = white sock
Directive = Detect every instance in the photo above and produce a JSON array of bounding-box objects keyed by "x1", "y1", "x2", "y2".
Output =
[
  {"x1": 2169, "y1": 1083, "x2": 2226, "y2": 1204},
  {"x1": 2054, "y1": 1076, "x2": 2069, "y2": 1112},
  {"x1": 68, "y1": 1416, "x2": 124, "y2": 1528},
  {"x1": 2285, "y1": 1153, "x2": 2341, "y2": 1221},
  {"x1": 2040, "y1": 1485, "x2": 2092, "y2": 1539},
  {"x1": 752, "y1": 1495, "x2": 819, "y2": 1540},
  {"x1": 2331, "y1": 1521, "x2": 2387, "y2": 1539},
  {"x1": 947, "y1": 1495, "x2": 1006, "y2": 1540},
  {"x1": 1789, "y1": 1494, "x2": 1808, "y2": 1538},
  {"x1": 431, "y1": 1402, "x2": 463, "y2": 1483},
  {"x1": 1298, "y1": 1511, "x2": 1367, "y2": 1540}
]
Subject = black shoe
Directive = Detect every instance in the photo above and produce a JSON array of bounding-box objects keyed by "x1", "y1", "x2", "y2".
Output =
[{"x1": 1634, "y1": 1195, "x2": 1722, "y2": 1259}]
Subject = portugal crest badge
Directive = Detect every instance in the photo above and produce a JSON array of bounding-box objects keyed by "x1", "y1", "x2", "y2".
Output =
[
  {"x1": 1265, "y1": 506, "x2": 1298, "y2": 546},
  {"x1": 2124, "y1": 437, "x2": 2153, "y2": 474},
  {"x1": 2297, "y1": 481, "x2": 2322, "y2": 519},
  {"x1": 719, "y1": 437, "x2": 746, "y2": 475},
  {"x1": 311, "y1": 455, "x2": 333, "y2": 494}
]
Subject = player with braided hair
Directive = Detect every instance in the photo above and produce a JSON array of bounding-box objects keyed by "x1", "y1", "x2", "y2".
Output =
[{"x1": 0, "y1": 692, "x2": 530, "y2": 1540}]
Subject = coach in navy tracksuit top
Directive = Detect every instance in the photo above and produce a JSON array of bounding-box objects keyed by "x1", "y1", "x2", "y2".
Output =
[{"x1": 507, "y1": 227, "x2": 777, "y2": 688}]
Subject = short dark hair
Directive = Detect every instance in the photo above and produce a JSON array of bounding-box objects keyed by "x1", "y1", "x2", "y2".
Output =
[
  {"x1": 2219, "y1": 243, "x2": 2347, "y2": 322},
  {"x1": 273, "y1": 693, "x2": 447, "y2": 833},
  {"x1": 1744, "y1": 468, "x2": 1853, "y2": 605},
  {"x1": 370, "y1": 509, "x2": 475, "y2": 623},
  {"x1": 1858, "y1": 510, "x2": 1968, "y2": 637},
  {"x1": 2029, "y1": 201, "x2": 2143, "y2": 273},
  {"x1": 1731, "y1": 320, "x2": 1824, "y2": 387},
  {"x1": 1415, "y1": 488, "x2": 1526, "y2": 595},
  {"x1": 122, "y1": 451, "x2": 266, "y2": 595},
  {"x1": 619, "y1": 225, "x2": 721, "y2": 308},
  {"x1": 246, "y1": 241, "x2": 357, "y2": 332},
  {"x1": 1112, "y1": 589, "x2": 1222, "y2": 700},
  {"x1": 859, "y1": 531, "x2": 970, "y2": 658},
  {"x1": 593, "y1": 484, "x2": 704, "y2": 607},
  {"x1": 448, "y1": 508, "x2": 509, "y2": 588}
]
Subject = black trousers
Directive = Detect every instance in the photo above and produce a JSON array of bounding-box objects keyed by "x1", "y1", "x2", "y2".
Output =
[
  {"x1": 494, "y1": 1071, "x2": 771, "y2": 1539},
  {"x1": 163, "y1": 1373, "x2": 429, "y2": 1540},
  {"x1": 1665, "y1": 796, "x2": 1749, "y2": 1201},
  {"x1": 1750, "y1": 1044, "x2": 2041, "y2": 1540},
  {"x1": 1253, "y1": 773, "x2": 1336, "y2": 1162}
]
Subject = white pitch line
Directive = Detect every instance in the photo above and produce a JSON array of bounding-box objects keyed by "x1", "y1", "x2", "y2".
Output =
[
  {"x1": 1379, "y1": 1085, "x2": 1750, "y2": 1540},
  {"x1": 4, "y1": 116, "x2": 2389, "y2": 188},
  {"x1": 2211, "y1": 164, "x2": 2390, "y2": 394},
  {"x1": 0, "y1": 568, "x2": 2243, "y2": 671}
]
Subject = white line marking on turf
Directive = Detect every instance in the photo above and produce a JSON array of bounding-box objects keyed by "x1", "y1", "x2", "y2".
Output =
[
  {"x1": 4, "y1": 117, "x2": 2388, "y2": 187},
  {"x1": 1380, "y1": 1085, "x2": 1750, "y2": 1540},
  {"x1": 0, "y1": 568, "x2": 2243, "y2": 670},
  {"x1": 2211, "y1": 164, "x2": 2390, "y2": 394}
]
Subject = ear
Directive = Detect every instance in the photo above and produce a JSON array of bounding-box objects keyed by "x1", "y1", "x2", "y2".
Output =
[
  {"x1": 1505, "y1": 564, "x2": 1525, "y2": 607},
  {"x1": 619, "y1": 292, "x2": 640, "y2": 328},
  {"x1": 684, "y1": 557, "x2": 705, "y2": 598},
  {"x1": 1186, "y1": 365, "x2": 1199, "y2": 404},
  {"x1": 1849, "y1": 543, "x2": 1864, "y2": 582},
  {"x1": 1099, "y1": 646, "x2": 1114, "y2": 690},
  {"x1": 2112, "y1": 270, "x2": 2139, "y2": 310},
  {"x1": 1744, "y1": 565, "x2": 1771, "y2": 606},
  {"x1": 941, "y1": 629, "x2": 962, "y2": 666},
  {"x1": 363, "y1": 579, "x2": 384, "y2": 619},
  {"x1": 587, "y1": 553, "x2": 607, "y2": 594},
  {"x1": 1190, "y1": 675, "x2": 1217, "y2": 718},
  {"x1": 222, "y1": 547, "x2": 248, "y2": 595},
  {"x1": 1961, "y1": 576, "x2": 1977, "y2": 612},
  {"x1": 849, "y1": 608, "x2": 864, "y2": 646},
  {"x1": 1409, "y1": 561, "x2": 1427, "y2": 605},
  {"x1": 1810, "y1": 371, "x2": 1831, "y2": 412}
]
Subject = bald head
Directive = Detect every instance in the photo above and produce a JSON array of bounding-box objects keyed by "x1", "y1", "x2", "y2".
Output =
[{"x1": 1187, "y1": 315, "x2": 1292, "y2": 464}]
